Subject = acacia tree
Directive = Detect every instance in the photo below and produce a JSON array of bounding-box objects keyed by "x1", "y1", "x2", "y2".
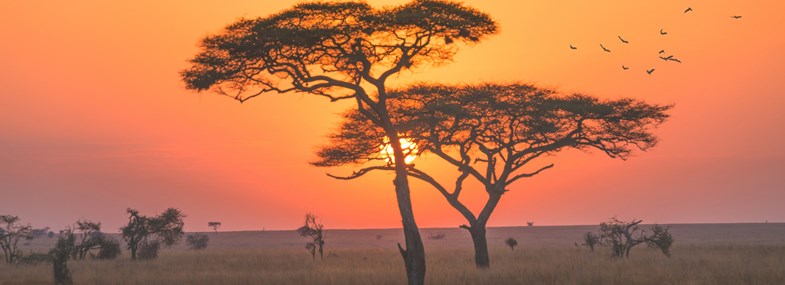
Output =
[
  {"x1": 596, "y1": 217, "x2": 673, "y2": 258},
  {"x1": 181, "y1": 1, "x2": 497, "y2": 283},
  {"x1": 0, "y1": 215, "x2": 33, "y2": 264},
  {"x1": 208, "y1": 221, "x2": 222, "y2": 234},
  {"x1": 314, "y1": 83, "x2": 671, "y2": 268},
  {"x1": 297, "y1": 213, "x2": 326, "y2": 260},
  {"x1": 72, "y1": 220, "x2": 104, "y2": 260},
  {"x1": 120, "y1": 208, "x2": 185, "y2": 260}
]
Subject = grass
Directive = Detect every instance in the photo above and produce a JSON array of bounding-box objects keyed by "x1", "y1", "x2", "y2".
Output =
[{"x1": 1, "y1": 224, "x2": 784, "y2": 285}]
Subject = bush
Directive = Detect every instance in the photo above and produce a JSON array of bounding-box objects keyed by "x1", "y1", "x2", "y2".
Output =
[
  {"x1": 137, "y1": 241, "x2": 160, "y2": 260},
  {"x1": 95, "y1": 238, "x2": 121, "y2": 260},
  {"x1": 186, "y1": 233, "x2": 209, "y2": 250},
  {"x1": 505, "y1": 237, "x2": 518, "y2": 250}
]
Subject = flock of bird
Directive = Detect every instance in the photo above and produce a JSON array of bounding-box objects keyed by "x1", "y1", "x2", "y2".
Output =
[{"x1": 570, "y1": 7, "x2": 743, "y2": 76}]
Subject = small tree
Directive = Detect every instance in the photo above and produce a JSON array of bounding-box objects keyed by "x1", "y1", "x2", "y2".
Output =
[
  {"x1": 0, "y1": 215, "x2": 33, "y2": 264},
  {"x1": 120, "y1": 208, "x2": 185, "y2": 260},
  {"x1": 186, "y1": 233, "x2": 210, "y2": 250},
  {"x1": 582, "y1": 232, "x2": 600, "y2": 252},
  {"x1": 73, "y1": 220, "x2": 104, "y2": 260},
  {"x1": 646, "y1": 224, "x2": 674, "y2": 257},
  {"x1": 594, "y1": 218, "x2": 673, "y2": 258},
  {"x1": 297, "y1": 213, "x2": 326, "y2": 260},
  {"x1": 208, "y1": 221, "x2": 221, "y2": 234},
  {"x1": 504, "y1": 238, "x2": 518, "y2": 251},
  {"x1": 51, "y1": 229, "x2": 75, "y2": 285}
]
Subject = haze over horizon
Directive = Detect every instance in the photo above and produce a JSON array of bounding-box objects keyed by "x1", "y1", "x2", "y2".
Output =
[{"x1": 1, "y1": 1, "x2": 784, "y2": 232}]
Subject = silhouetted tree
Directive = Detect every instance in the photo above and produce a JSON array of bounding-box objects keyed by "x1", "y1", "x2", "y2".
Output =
[
  {"x1": 505, "y1": 238, "x2": 518, "y2": 251},
  {"x1": 186, "y1": 233, "x2": 210, "y2": 250},
  {"x1": 51, "y1": 229, "x2": 75, "y2": 285},
  {"x1": 583, "y1": 232, "x2": 600, "y2": 252},
  {"x1": 73, "y1": 220, "x2": 104, "y2": 260},
  {"x1": 31, "y1": 227, "x2": 51, "y2": 239},
  {"x1": 297, "y1": 213, "x2": 326, "y2": 260},
  {"x1": 595, "y1": 217, "x2": 673, "y2": 258},
  {"x1": 181, "y1": 1, "x2": 497, "y2": 283},
  {"x1": 314, "y1": 83, "x2": 671, "y2": 269},
  {"x1": 208, "y1": 221, "x2": 222, "y2": 234},
  {"x1": 0, "y1": 215, "x2": 33, "y2": 264},
  {"x1": 120, "y1": 208, "x2": 185, "y2": 260}
]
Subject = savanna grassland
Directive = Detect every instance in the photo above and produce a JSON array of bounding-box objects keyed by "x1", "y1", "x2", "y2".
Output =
[{"x1": 2, "y1": 224, "x2": 784, "y2": 285}]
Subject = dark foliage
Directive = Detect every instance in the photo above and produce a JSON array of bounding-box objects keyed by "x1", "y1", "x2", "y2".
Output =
[
  {"x1": 120, "y1": 208, "x2": 185, "y2": 260},
  {"x1": 0, "y1": 215, "x2": 33, "y2": 264},
  {"x1": 297, "y1": 213, "x2": 326, "y2": 260},
  {"x1": 504, "y1": 238, "x2": 518, "y2": 251},
  {"x1": 186, "y1": 233, "x2": 210, "y2": 250}
]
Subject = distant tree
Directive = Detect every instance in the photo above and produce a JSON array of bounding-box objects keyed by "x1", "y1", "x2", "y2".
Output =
[
  {"x1": 181, "y1": 1, "x2": 498, "y2": 283},
  {"x1": 297, "y1": 213, "x2": 326, "y2": 260},
  {"x1": 646, "y1": 224, "x2": 674, "y2": 257},
  {"x1": 526, "y1": 222, "x2": 534, "y2": 227},
  {"x1": 314, "y1": 83, "x2": 671, "y2": 268},
  {"x1": 208, "y1": 221, "x2": 222, "y2": 234},
  {"x1": 0, "y1": 215, "x2": 33, "y2": 264},
  {"x1": 186, "y1": 233, "x2": 210, "y2": 250},
  {"x1": 582, "y1": 232, "x2": 600, "y2": 252},
  {"x1": 120, "y1": 208, "x2": 185, "y2": 260},
  {"x1": 73, "y1": 220, "x2": 104, "y2": 260},
  {"x1": 594, "y1": 217, "x2": 673, "y2": 258},
  {"x1": 504, "y1": 238, "x2": 518, "y2": 251},
  {"x1": 48, "y1": 231, "x2": 55, "y2": 239},
  {"x1": 50, "y1": 229, "x2": 75, "y2": 285},
  {"x1": 31, "y1": 227, "x2": 51, "y2": 239}
]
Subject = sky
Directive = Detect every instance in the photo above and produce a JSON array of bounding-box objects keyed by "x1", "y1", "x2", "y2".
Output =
[{"x1": 1, "y1": 1, "x2": 784, "y2": 232}]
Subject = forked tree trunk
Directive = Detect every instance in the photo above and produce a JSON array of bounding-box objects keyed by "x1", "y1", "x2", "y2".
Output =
[{"x1": 394, "y1": 171, "x2": 426, "y2": 285}]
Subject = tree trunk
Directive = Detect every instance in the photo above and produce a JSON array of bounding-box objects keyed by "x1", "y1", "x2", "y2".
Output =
[
  {"x1": 130, "y1": 244, "x2": 137, "y2": 260},
  {"x1": 394, "y1": 171, "x2": 426, "y2": 285},
  {"x1": 468, "y1": 226, "x2": 490, "y2": 269}
]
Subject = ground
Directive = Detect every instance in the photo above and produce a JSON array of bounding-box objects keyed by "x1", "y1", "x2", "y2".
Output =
[{"x1": 1, "y1": 223, "x2": 784, "y2": 284}]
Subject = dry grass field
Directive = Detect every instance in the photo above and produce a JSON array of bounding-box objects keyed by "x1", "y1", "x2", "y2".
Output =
[{"x1": 2, "y1": 223, "x2": 784, "y2": 285}]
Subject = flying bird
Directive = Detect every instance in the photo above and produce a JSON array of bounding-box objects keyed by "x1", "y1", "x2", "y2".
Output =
[
  {"x1": 570, "y1": 44, "x2": 577, "y2": 50},
  {"x1": 731, "y1": 15, "x2": 742, "y2": 19},
  {"x1": 618, "y1": 36, "x2": 629, "y2": 44},
  {"x1": 669, "y1": 58, "x2": 682, "y2": 63},
  {"x1": 659, "y1": 55, "x2": 674, "y2": 61},
  {"x1": 685, "y1": 7, "x2": 693, "y2": 13},
  {"x1": 660, "y1": 29, "x2": 668, "y2": 35},
  {"x1": 622, "y1": 65, "x2": 629, "y2": 70},
  {"x1": 659, "y1": 49, "x2": 666, "y2": 54},
  {"x1": 600, "y1": 44, "x2": 611, "y2": 53},
  {"x1": 646, "y1": 68, "x2": 655, "y2": 75}
]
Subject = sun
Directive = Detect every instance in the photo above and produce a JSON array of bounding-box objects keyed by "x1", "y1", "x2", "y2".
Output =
[{"x1": 380, "y1": 137, "x2": 418, "y2": 165}]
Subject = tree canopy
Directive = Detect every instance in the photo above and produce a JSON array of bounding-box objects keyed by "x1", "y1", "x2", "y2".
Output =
[{"x1": 181, "y1": 0, "x2": 497, "y2": 111}]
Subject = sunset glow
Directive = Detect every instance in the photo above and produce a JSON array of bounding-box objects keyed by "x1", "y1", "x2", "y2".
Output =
[
  {"x1": 380, "y1": 137, "x2": 418, "y2": 165},
  {"x1": 0, "y1": 1, "x2": 783, "y2": 232}
]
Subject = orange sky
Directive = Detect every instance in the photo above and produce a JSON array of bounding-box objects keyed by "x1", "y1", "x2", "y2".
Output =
[{"x1": 1, "y1": 1, "x2": 784, "y2": 232}]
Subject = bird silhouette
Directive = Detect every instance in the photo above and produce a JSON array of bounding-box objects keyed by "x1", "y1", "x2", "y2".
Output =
[
  {"x1": 570, "y1": 44, "x2": 577, "y2": 50},
  {"x1": 618, "y1": 36, "x2": 629, "y2": 44},
  {"x1": 600, "y1": 44, "x2": 611, "y2": 52},
  {"x1": 660, "y1": 29, "x2": 668, "y2": 35},
  {"x1": 659, "y1": 49, "x2": 666, "y2": 54},
  {"x1": 732, "y1": 15, "x2": 742, "y2": 19},
  {"x1": 622, "y1": 65, "x2": 629, "y2": 70},
  {"x1": 659, "y1": 55, "x2": 674, "y2": 61},
  {"x1": 669, "y1": 58, "x2": 682, "y2": 63},
  {"x1": 685, "y1": 7, "x2": 693, "y2": 13},
  {"x1": 646, "y1": 68, "x2": 655, "y2": 75}
]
